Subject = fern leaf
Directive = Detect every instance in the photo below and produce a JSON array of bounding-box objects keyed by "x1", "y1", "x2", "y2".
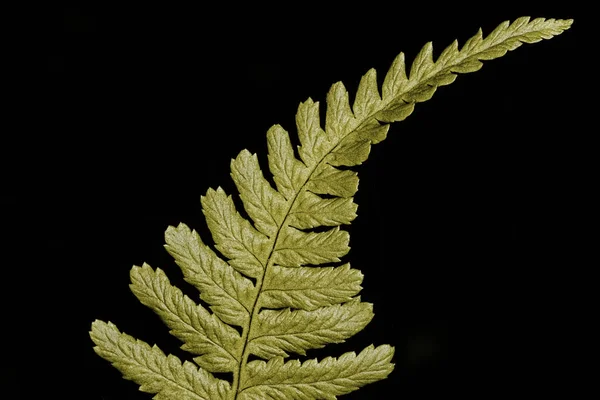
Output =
[
  {"x1": 267, "y1": 124, "x2": 311, "y2": 200},
  {"x1": 353, "y1": 68, "x2": 382, "y2": 120},
  {"x1": 164, "y1": 223, "x2": 255, "y2": 327},
  {"x1": 260, "y1": 263, "x2": 363, "y2": 310},
  {"x1": 327, "y1": 137, "x2": 372, "y2": 167},
  {"x1": 273, "y1": 226, "x2": 350, "y2": 267},
  {"x1": 289, "y1": 191, "x2": 358, "y2": 230},
  {"x1": 91, "y1": 16, "x2": 573, "y2": 399},
  {"x1": 409, "y1": 41, "x2": 435, "y2": 82},
  {"x1": 325, "y1": 82, "x2": 356, "y2": 142},
  {"x1": 129, "y1": 264, "x2": 241, "y2": 373},
  {"x1": 248, "y1": 298, "x2": 373, "y2": 358},
  {"x1": 296, "y1": 98, "x2": 330, "y2": 167},
  {"x1": 305, "y1": 163, "x2": 359, "y2": 198},
  {"x1": 382, "y1": 51, "x2": 408, "y2": 100},
  {"x1": 90, "y1": 320, "x2": 231, "y2": 400},
  {"x1": 238, "y1": 344, "x2": 394, "y2": 400},
  {"x1": 230, "y1": 150, "x2": 288, "y2": 237},
  {"x1": 201, "y1": 187, "x2": 270, "y2": 278}
]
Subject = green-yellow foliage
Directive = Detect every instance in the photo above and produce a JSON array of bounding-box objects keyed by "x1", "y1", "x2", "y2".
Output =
[{"x1": 90, "y1": 16, "x2": 573, "y2": 399}]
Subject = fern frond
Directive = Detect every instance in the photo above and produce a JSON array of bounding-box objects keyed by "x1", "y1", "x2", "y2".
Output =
[
  {"x1": 272, "y1": 226, "x2": 350, "y2": 267},
  {"x1": 201, "y1": 187, "x2": 270, "y2": 279},
  {"x1": 231, "y1": 150, "x2": 288, "y2": 237},
  {"x1": 164, "y1": 223, "x2": 256, "y2": 328},
  {"x1": 90, "y1": 16, "x2": 572, "y2": 399},
  {"x1": 129, "y1": 264, "x2": 242, "y2": 372},
  {"x1": 248, "y1": 297, "x2": 373, "y2": 358},
  {"x1": 238, "y1": 344, "x2": 394, "y2": 400},
  {"x1": 90, "y1": 320, "x2": 231, "y2": 400},
  {"x1": 260, "y1": 263, "x2": 363, "y2": 310}
]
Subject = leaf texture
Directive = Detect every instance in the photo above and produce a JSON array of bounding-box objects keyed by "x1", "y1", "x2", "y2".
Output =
[
  {"x1": 231, "y1": 150, "x2": 288, "y2": 237},
  {"x1": 164, "y1": 223, "x2": 256, "y2": 328},
  {"x1": 238, "y1": 344, "x2": 395, "y2": 400},
  {"x1": 288, "y1": 191, "x2": 358, "y2": 230},
  {"x1": 90, "y1": 320, "x2": 231, "y2": 400},
  {"x1": 90, "y1": 16, "x2": 573, "y2": 399},
  {"x1": 129, "y1": 264, "x2": 241, "y2": 373},
  {"x1": 201, "y1": 187, "x2": 270, "y2": 278},
  {"x1": 273, "y1": 226, "x2": 350, "y2": 267},
  {"x1": 267, "y1": 125, "x2": 311, "y2": 200},
  {"x1": 260, "y1": 263, "x2": 363, "y2": 310},
  {"x1": 248, "y1": 298, "x2": 374, "y2": 359}
]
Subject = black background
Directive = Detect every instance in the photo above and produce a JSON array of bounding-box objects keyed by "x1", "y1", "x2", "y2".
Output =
[{"x1": 2, "y1": 3, "x2": 587, "y2": 399}]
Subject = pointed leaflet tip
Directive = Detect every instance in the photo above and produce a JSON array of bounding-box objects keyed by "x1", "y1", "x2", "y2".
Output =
[
  {"x1": 297, "y1": 97, "x2": 328, "y2": 166},
  {"x1": 461, "y1": 28, "x2": 483, "y2": 53},
  {"x1": 353, "y1": 68, "x2": 382, "y2": 119},
  {"x1": 486, "y1": 20, "x2": 511, "y2": 43},
  {"x1": 325, "y1": 81, "x2": 355, "y2": 141},
  {"x1": 435, "y1": 39, "x2": 459, "y2": 67},
  {"x1": 409, "y1": 41, "x2": 434, "y2": 82},
  {"x1": 511, "y1": 16, "x2": 531, "y2": 31},
  {"x1": 382, "y1": 52, "x2": 407, "y2": 100}
]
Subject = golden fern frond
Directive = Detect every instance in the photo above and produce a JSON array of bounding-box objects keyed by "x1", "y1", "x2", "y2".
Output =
[{"x1": 90, "y1": 16, "x2": 573, "y2": 399}]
